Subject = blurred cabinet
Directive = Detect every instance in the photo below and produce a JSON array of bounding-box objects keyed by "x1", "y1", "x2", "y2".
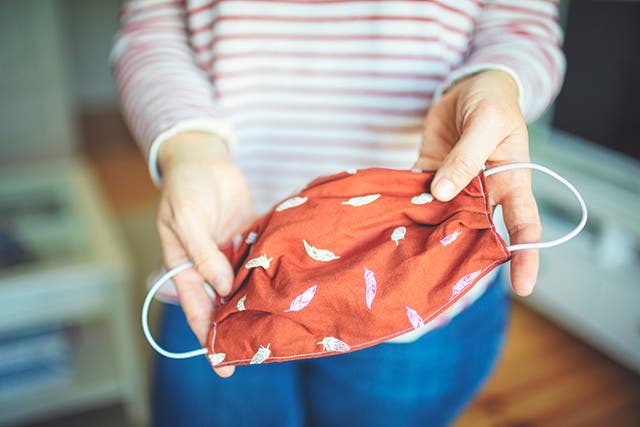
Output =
[
  {"x1": 0, "y1": 0, "x2": 77, "y2": 164},
  {"x1": 0, "y1": 160, "x2": 148, "y2": 426},
  {"x1": 507, "y1": 128, "x2": 640, "y2": 374}
]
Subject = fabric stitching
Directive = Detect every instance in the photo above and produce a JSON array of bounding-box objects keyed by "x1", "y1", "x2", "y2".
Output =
[
  {"x1": 477, "y1": 174, "x2": 510, "y2": 258},
  {"x1": 211, "y1": 173, "x2": 510, "y2": 365}
]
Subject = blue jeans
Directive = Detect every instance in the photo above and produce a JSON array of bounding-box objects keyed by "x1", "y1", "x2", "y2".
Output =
[{"x1": 152, "y1": 274, "x2": 510, "y2": 427}]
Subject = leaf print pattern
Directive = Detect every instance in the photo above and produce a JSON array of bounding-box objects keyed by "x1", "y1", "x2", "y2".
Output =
[
  {"x1": 341, "y1": 194, "x2": 381, "y2": 207},
  {"x1": 411, "y1": 193, "x2": 434, "y2": 205},
  {"x1": 391, "y1": 226, "x2": 406, "y2": 246},
  {"x1": 318, "y1": 337, "x2": 351, "y2": 352},
  {"x1": 250, "y1": 344, "x2": 271, "y2": 364},
  {"x1": 440, "y1": 229, "x2": 461, "y2": 246},
  {"x1": 207, "y1": 352, "x2": 226, "y2": 366},
  {"x1": 405, "y1": 305, "x2": 425, "y2": 330},
  {"x1": 276, "y1": 196, "x2": 308, "y2": 212},
  {"x1": 303, "y1": 239, "x2": 340, "y2": 262},
  {"x1": 284, "y1": 285, "x2": 317, "y2": 312},
  {"x1": 452, "y1": 270, "x2": 482, "y2": 296},
  {"x1": 245, "y1": 231, "x2": 258, "y2": 244},
  {"x1": 245, "y1": 254, "x2": 273, "y2": 269},
  {"x1": 363, "y1": 266, "x2": 377, "y2": 310},
  {"x1": 236, "y1": 295, "x2": 247, "y2": 311},
  {"x1": 346, "y1": 168, "x2": 357, "y2": 175}
]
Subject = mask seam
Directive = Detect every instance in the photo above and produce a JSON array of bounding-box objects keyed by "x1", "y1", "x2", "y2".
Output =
[
  {"x1": 476, "y1": 174, "x2": 510, "y2": 259},
  {"x1": 211, "y1": 258, "x2": 505, "y2": 364},
  {"x1": 210, "y1": 322, "x2": 218, "y2": 354},
  {"x1": 207, "y1": 173, "x2": 509, "y2": 363}
]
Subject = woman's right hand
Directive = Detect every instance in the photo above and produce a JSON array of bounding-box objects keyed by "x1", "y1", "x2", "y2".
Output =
[{"x1": 157, "y1": 132, "x2": 256, "y2": 378}]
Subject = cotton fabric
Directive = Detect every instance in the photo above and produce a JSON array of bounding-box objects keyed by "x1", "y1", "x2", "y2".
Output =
[{"x1": 209, "y1": 168, "x2": 510, "y2": 367}]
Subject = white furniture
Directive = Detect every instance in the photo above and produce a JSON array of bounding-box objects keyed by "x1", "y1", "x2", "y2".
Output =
[
  {"x1": 508, "y1": 128, "x2": 640, "y2": 374},
  {"x1": 0, "y1": 159, "x2": 148, "y2": 426}
]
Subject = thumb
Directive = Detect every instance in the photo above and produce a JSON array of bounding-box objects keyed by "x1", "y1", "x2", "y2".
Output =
[{"x1": 431, "y1": 119, "x2": 499, "y2": 201}]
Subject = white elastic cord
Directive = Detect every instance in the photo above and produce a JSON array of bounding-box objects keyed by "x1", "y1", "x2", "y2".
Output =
[
  {"x1": 141, "y1": 261, "x2": 208, "y2": 359},
  {"x1": 484, "y1": 162, "x2": 588, "y2": 252}
]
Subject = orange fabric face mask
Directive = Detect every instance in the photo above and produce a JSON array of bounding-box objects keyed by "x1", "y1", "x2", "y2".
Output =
[{"x1": 142, "y1": 164, "x2": 587, "y2": 367}]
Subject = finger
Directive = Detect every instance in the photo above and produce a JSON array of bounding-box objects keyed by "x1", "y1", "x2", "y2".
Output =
[
  {"x1": 495, "y1": 170, "x2": 541, "y2": 296},
  {"x1": 158, "y1": 224, "x2": 235, "y2": 377},
  {"x1": 414, "y1": 113, "x2": 457, "y2": 171},
  {"x1": 172, "y1": 210, "x2": 235, "y2": 297},
  {"x1": 214, "y1": 365, "x2": 235, "y2": 378},
  {"x1": 431, "y1": 118, "x2": 502, "y2": 201},
  {"x1": 158, "y1": 223, "x2": 212, "y2": 341}
]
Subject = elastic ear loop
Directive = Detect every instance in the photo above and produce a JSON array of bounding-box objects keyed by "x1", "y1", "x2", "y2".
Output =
[
  {"x1": 484, "y1": 162, "x2": 588, "y2": 252},
  {"x1": 143, "y1": 163, "x2": 588, "y2": 358},
  {"x1": 141, "y1": 260, "x2": 208, "y2": 359}
]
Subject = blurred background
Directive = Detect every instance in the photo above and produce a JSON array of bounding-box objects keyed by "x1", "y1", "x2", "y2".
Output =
[{"x1": 0, "y1": 1, "x2": 638, "y2": 426}]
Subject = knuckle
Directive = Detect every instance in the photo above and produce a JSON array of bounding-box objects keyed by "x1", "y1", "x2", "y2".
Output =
[
  {"x1": 191, "y1": 253, "x2": 223, "y2": 285},
  {"x1": 449, "y1": 154, "x2": 481, "y2": 183},
  {"x1": 173, "y1": 205, "x2": 195, "y2": 225},
  {"x1": 185, "y1": 310, "x2": 208, "y2": 328},
  {"x1": 480, "y1": 102, "x2": 503, "y2": 120},
  {"x1": 191, "y1": 251, "x2": 214, "y2": 272}
]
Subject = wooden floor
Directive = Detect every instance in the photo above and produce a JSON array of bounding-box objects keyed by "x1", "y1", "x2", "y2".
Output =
[{"x1": 53, "y1": 111, "x2": 640, "y2": 427}]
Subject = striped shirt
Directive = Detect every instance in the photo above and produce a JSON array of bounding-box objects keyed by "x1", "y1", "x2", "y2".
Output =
[{"x1": 112, "y1": 0, "x2": 564, "y2": 340}]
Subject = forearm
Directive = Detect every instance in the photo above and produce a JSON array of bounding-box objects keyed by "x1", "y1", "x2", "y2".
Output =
[
  {"x1": 111, "y1": 0, "x2": 235, "y2": 185},
  {"x1": 158, "y1": 132, "x2": 231, "y2": 175},
  {"x1": 436, "y1": 0, "x2": 565, "y2": 122}
]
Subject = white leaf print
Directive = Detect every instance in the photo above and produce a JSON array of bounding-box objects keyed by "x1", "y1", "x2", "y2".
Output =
[
  {"x1": 341, "y1": 193, "x2": 381, "y2": 207},
  {"x1": 303, "y1": 239, "x2": 340, "y2": 262},
  {"x1": 245, "y1": 231, "x2": 258, "y2": 244},
  {"x1": 391, "y1": 226, "x2": 406, "y2": 246},
  {"x1": 244, "y1": 254, "x2": 273, "y2": 269},
  {"x1": 317, "y1": 337, "x2": 351, "y2": 352},
  {"x1": 250, "y1": 344, "x2": 271, "y2": 364},
  {"x1": 411, "y1": 168, "x2": 422, "y2": 173},
  {"x1": 284, "y1": 285, "x2": 317, "y2": 312},
  {"x1": 440, "y1": 229, "x2": 461, "y2": 246},
  {"x1": 452, "y1": 270, "x2": 482, "y2": 296},
  {"x1": 411, "y1": 193, "x2": 434, "y2": 205},
  {"x1": 346, "y1": 168, "x2": 357, "y2": 175},
  {"x1": 405, "y1": 305, "x2": 425, "y2": 330},
  {"x1": 363, "y1": 265, "x2": 377, "y2": 310},
  {"x1": 236, "y1": 295, "x2": 247, "y2": 311},
  {"x1": 207, "y1": 353, "x2": 226, "y2": 366},
  {"x1": 276, "y1": 196, "x2": 308, "y2": 212}
]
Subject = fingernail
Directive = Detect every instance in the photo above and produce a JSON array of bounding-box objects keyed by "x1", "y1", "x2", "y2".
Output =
[{"x1": 434, "y1": 178, "x2": 456, "y2": 200}]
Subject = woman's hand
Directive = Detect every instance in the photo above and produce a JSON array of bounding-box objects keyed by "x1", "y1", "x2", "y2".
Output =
[
  {"x1": 415, "y1": 70, "x2": 541, "y2": 296},
  {"x1": 157, "y1": 132, "x2": 256, "y2": 377}
]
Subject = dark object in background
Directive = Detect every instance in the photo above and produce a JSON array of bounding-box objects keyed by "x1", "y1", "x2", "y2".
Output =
[
  {"x1": 0, "y1": 223, "x2": 36, "y2": 268},
  {"x1": 553, "y1": 0, "x2": 640, "y2": 161}
]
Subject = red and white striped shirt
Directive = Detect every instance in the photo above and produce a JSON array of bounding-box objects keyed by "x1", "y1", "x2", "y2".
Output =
[{"x1": 112, "y1": 0, "x2": 564, "y2": 338}]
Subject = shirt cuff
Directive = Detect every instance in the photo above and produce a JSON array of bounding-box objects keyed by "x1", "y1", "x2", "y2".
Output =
[
  {"x1": 433, "y1": 63, "x2": 524, "y2": 113},
  {"x1": 147, "y1": 118, "x2": 237, "y2": 187}
]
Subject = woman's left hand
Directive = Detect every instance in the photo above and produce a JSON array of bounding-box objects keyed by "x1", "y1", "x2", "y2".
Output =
[{"x1": 414, "y1": 70, "x2": 541, "y2": 296}]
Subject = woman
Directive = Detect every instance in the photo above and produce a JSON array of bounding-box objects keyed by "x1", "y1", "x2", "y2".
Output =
[{"x1": 112, "y1": 1, "x2": 564, "y2": 425}]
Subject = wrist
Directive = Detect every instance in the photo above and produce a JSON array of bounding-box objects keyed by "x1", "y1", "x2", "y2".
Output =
[
  {"x1": 451, "y1": 69, "x2": 520, "y2": 103},
  {"x1": 158, "y1": 131, "x2": 231, "y2": 173},
  {"x1": 482, "y1": 69, "x2": 520, "y2": 100}
]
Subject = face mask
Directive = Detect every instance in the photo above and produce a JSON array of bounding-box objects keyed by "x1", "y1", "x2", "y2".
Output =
[{"x1": 142, "y1": 163, "x2": 587, "y2": 367}]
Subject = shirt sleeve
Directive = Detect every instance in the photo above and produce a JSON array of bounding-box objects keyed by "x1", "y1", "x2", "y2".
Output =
[
  {"x1": 434, "y1": 0, "x2": 566, "y2": 123},
  {"x1": 110, "y1": 0, "x2": 236, "y2": 186}
]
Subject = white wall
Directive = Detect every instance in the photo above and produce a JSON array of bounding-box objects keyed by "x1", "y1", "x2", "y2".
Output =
[
  {"x1": 0, "y1": 0, "x2": 121, "y2": 164},
  {"x1": 63, "y1": 0, "x2": 121, "y2": 110},
  {"x1": 0, "y1": 1, "x2": 76, "y2": 163}
]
